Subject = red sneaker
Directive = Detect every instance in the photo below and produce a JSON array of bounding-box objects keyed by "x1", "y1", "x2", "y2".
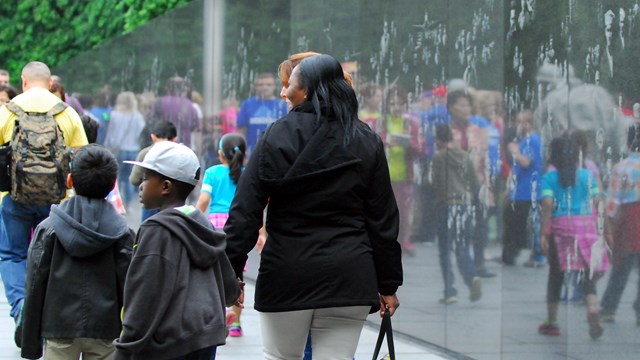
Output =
[{"x1": 538, "y1": 322, "x2": 560, "y2": 336}]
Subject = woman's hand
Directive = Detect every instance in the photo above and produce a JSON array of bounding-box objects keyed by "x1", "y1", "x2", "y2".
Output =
[
  {"x1": 379, "y1": 294, "x2": 399, "y2": 317},
  {"x1": 235, "y1": 278, "x2": 245, "y2": 309}
]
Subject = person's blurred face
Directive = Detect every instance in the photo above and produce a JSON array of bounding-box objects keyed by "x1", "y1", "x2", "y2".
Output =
[
  {"x1": 255, "y1": 76, "x2": 276, "y2": 99},
  {"x1": 285, "y1": 67, "x2": 306, "y2": 108},
  {"x1": 449, "y1": 97, "x2": 472, "y2": 122},
  {"x1": 482, "y1": 104, "x2": 497, "y2": 120},
  {"x1": 0, "y1": 90, "x2": 9, "y2": 104},
  {"x1": 388, "y1": 95, "x2": 405, "y2": 117},
  {"x1": 0, "y1": 73, "x2": 9, "y2": 86},
  {"x1": 365, "y1": 89, "x2": 383, "y2": 110},
  {"x1": 516, "y1": 113, "x2": 531, "y2": 137}
]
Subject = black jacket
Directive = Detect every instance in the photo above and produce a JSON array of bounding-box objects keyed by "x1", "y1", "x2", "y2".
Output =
[
  {"x1": 225, "y1": 103, "x2": 403, "y2": 312},
  {"x1": 114, "y1": 206, "x2": 240, "y2": 360},
  {"x1": 21, "y1": 196, "x2": 134, "y2": 359}
]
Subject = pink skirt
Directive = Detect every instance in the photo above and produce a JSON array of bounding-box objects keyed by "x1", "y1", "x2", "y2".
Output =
[
  {"x1": 551, "y1": 215, "x2": 609, "y2": 272},
  {"x1": 208, "y1": 213, "x2": 229, "y2": 231}
]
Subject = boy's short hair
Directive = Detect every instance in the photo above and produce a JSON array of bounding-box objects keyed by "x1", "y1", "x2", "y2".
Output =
[
  {"x1": 151, "y1": 120, "x2": 177, "y2": 140},
  {"x1": 72, "y1": 144, "x2": 118, "y2": 199},
  {"x1": 435, "y1": 124, "x2": 453, "y2": 143},
  {"x1": 80, "y1": 114, "x2": 99, "y2": 144},
  {"x1": 126, "y1": 141, "x2": 200, "y2": 201}
]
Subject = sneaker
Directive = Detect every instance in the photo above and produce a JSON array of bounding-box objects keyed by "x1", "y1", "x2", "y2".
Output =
[
  {"x1": 438, "y1": 296, "x2": 458, "y2": 305},
  {"x1": 538, "y1": 322, "x2": 560, "y2": 336},
  {"x1": 402, "y1": 242, "x2": 415, "y2": 257},
  {"x1": 229, "y1": 322, "x2": 243, "y2": 337},
  {"x1": 599, "y1": 311, "x2": 615, "y2": 323},
  {"x1": 587, "y1": 311, "x2": 603, "y2": 340},
  {"x1": 470, "y1": 277, "x2": 482, "y2": 302},
  {"x1": 225, "y1": 309, "x2": 237, "y2": 338}
]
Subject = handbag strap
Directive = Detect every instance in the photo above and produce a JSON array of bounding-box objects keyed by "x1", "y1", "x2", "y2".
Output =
[{"x1": 372, "y1": 309, "x2": 395, "y2": 360}]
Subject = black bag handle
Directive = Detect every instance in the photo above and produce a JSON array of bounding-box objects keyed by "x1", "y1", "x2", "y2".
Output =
[{"x1": 372, "y1": 309, "x2": 395, "y2": 360}]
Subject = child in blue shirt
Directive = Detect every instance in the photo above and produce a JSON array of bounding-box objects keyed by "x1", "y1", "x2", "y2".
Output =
[
  {"x1": 197, "y1": 133, "x2": 249, "y2": 339},
  {"x1": 197, "y1": 133, "x2": 247, "y2": 230}
]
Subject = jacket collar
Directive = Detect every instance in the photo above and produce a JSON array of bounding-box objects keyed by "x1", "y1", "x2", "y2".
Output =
[{"x1": 259, "y1": 107, "x2": 361, "y2": 184}]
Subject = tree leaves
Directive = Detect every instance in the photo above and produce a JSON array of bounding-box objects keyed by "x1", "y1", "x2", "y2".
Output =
[{"x1": 0, "y1": 0, "x2": 191, "y2": 87}]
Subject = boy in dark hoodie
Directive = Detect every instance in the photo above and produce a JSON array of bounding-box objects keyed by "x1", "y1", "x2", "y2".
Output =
[
  {"x1": 114, "y1": 141, "x2": 240, "y2": 360},
  {"x1": 21, "y1": 144, "x2": 134, "y2": 359},
  {"x1": 431, "y1": 124, "x2": 482, "y2": 305}
]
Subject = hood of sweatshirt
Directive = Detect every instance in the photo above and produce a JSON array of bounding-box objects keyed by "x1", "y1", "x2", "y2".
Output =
[
  {"x1": 443, "y1": 145, "x2": 469, "y2": 168},
  {"x1": 258, "y1": 102, "x2": 362, "y2": 188},
  {"x1": 145, "y1": 206, "x2": 227, "y2": 268},
  {"x1": 50, "y1": 196, "x2": 130, "y2": 258}
]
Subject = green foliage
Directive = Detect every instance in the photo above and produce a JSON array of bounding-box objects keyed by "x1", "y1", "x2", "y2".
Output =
[{"x1": 0, "y1": 0, "x2": 190, "y2": 87}]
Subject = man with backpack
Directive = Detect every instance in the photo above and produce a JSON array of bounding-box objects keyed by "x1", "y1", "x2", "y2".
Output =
[{"x1": 0, "y1": 61, "x2": 87, "y2": 348}]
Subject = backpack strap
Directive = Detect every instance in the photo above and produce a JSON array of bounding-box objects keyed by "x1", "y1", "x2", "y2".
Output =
[
  {"x1": 47, "y1": 102, "x2": 68, "y2": 117},
  {"x1": 5, "y1": 101, "x2": 68, "y2": 118},
  {"x1": 5, "y1": 102, "x2": 25, "y2": 117}
]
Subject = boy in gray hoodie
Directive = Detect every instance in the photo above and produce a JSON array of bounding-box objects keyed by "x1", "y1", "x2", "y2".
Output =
[
  {"x1": 431, "y1": 124, "x2": 482, "y2": 305},
  {"x1": 114, "y1": 141, "x2": 240, "y2": 360},
  {"x1": 21, "y1": 144, "x2": 134, "y2": 359}
]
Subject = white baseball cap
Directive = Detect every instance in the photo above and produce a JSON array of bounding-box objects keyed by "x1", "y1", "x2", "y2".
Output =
[{"x1": 125, "y1": 141, "x2": 201, "y2": 185}]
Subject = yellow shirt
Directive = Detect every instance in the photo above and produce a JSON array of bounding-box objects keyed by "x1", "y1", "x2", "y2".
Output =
[{"x1": 0, "y1": 87, "x2": 88, "y2": 147}]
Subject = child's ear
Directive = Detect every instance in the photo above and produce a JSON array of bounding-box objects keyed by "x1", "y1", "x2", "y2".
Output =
[
  {"x1": 150, "y1": 134, "x2": 159, "y2": 142},
  {"x1": 161, "y1": 179, "x2": 173, "y2": 195},
  {"x1": 66, "y1": 173, "x2": 73, "y2": 189}
]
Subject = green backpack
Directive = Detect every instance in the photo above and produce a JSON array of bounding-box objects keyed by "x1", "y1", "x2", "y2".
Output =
[{"x1": 5, "y1": 101, "x2": 72, "y2": 205}]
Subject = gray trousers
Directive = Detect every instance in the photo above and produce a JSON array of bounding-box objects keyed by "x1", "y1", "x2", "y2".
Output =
[
  {"x1": 259, "y1": 305, "x2": 370, "y2": 360},
  {"x1": 45, "y1": 338, "x2": 114, "y2": 360}
]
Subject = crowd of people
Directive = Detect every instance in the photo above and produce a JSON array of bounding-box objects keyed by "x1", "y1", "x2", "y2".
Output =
[{"x1": 0, "y1": 50, "x2": 638, "y2": 359}]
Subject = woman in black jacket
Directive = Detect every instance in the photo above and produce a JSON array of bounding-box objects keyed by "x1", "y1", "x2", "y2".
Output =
[{"x1": 224, "y1": 54, "x2": 402, "y2": 360}]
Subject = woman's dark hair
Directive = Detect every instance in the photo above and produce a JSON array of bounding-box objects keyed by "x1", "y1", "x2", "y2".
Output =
[
  {"x1": 570, "y1": 129, "x2": 588, "y2": 153},
  {"x1": 628, "y1": 124, "x2": 640, "y2": 153},
  {"x1": 296, "y1": 54, "x2": 359, "y2": 145},
  {"x1": 50, "y1": 82, "x2": 66, "y2": 102},
  {"x1": 72, "y1": 144, "x2": 118, "y2": 199},
  {"x1": 80, "y1": 114, "x2": 99, "y2": 144},
  {"x1": 549, "y1": 135, "x2": 579, "y2": 188},
  {"x1": 219, "y1": 133, "x2": 247, "y2": 185},
  {"x1": 569, "y1": 129, "x2": 589, "y2": 168},
  {"x1": 0, "y1": 84, "x2": 18, "y2": 100}
]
